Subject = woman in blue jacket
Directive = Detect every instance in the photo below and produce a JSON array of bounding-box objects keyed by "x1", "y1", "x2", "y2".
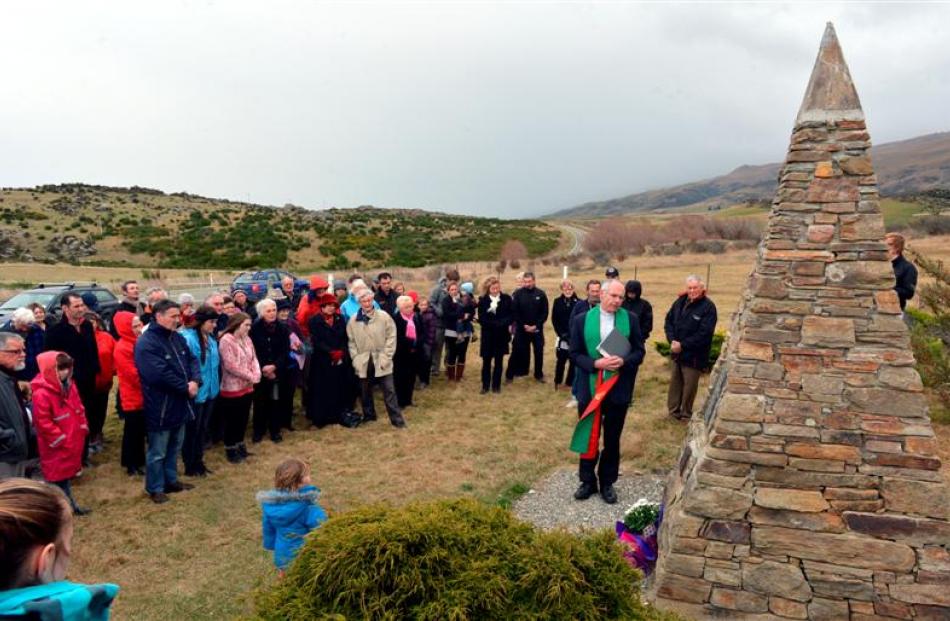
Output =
[
  {"x1": 256, "y1": 458, "x2": 327, "y2": 573},
  {"x1": 180, "y1": 305, "x2": 221, "y2": 477}
]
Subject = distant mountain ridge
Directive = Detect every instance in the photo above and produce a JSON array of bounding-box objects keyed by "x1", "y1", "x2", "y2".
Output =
[{"x1": 551, "y1": 131, "x2": 950, "y2": 218}]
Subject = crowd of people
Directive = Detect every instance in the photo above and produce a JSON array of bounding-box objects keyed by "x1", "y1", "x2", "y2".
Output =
[{"x1": 0, "y1": 234, "x2": 919, "y2": 616}]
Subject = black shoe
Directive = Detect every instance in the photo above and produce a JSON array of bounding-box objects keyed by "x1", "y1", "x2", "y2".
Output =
[
  {"x1": 135, "y1": 467, "x2": 145, "y2": 476},
  {"x1": 239, "y1": 443, "x2": 253, "y2": 458},
  {"x1": 184, "y1": 469, "x2": 200, "y2": 477},
  {"x1": 491, "y1": 387, "x2": 501, "y2": 394},
  {"x1": 480, "y1": 387, "x2": 489, "y2": 394},
  {"x1": 390, "y1": 415, "x2": 407, "y2": 428},
  {"x1": 164, "y1": 481, "x2": 194, "y2": 494},
  {"x1": 127, "y1": 467, "x2": 139, "y2": 477},
  {"x1": 600, "y1": 485, "x2": 618, "y2": 505},
  {"x1": 340, "y1": 412, "x2": 362, "y2": 428},
  {"x1": 199, "y1": 464, "x2": 213, "y2": 475},
  {"x1": 226, "y1": 448, "x2": 242, "y2": 464},
  {"x1": 150, "y1": 492, "x2": 170, "y2": 504},
  {"x1": 73, "y1": 505, "x2": 92, "y2": 516},
  {"x1": 504, "y1": 377, "x2": 513, "y2": 384},
  {"x1": 252, "y1": 434, "x2": 263, "y2": 444},
  {"x1": 363, "y1": 413, "x2": 378, "y2": 423},
  {"x1": 270, "y1": 433, "x2": 283, "y2": 444},
  {"x1": 574, "y1": 481, "x2": 598, "y2": 501},
  {"x1": 535, "y1": 376, "x2": 547, "y2": 384}
]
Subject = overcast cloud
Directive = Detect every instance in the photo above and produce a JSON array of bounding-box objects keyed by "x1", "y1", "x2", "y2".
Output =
[{"x1": 1, "y1": 2, "x2": 948, "y2": 217}]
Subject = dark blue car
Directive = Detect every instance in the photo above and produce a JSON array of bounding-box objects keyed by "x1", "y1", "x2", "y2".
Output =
[{"x1": 231, "y1": 269, "x2": 308, "y2": 302}]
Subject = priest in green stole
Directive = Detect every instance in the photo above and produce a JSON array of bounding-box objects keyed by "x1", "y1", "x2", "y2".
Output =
[{"x1": 568, "y1": 279, "x2": 645, "y2": 504}]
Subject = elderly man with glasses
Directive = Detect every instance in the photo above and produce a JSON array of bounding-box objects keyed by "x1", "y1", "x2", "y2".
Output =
[{"x1": 0, "y1": 332, "x2": 38, "y2": 479}]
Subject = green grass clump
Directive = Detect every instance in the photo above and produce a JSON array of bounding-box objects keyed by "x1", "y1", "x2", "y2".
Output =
[{"x1": 251, "y1": 498, "x2": 673, "y2": 621}]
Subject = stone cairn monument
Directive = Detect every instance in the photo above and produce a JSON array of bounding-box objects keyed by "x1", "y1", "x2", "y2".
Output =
[{"x1": 650, "y1": 23, "x2": 949, "y2": 621}]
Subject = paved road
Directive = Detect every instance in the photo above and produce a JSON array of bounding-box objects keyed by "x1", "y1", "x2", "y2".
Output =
[{"x1": 555, "y1": 224, "x2": 587, "y2": 255}]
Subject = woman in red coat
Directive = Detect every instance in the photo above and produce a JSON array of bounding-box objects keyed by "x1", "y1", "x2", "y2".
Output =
[
  {"x1": 113, "y1": 311, "x2": 146, "y2": 476},
  {"x1": 30, "y1": 351, "x2": 90, "y2": 515}
]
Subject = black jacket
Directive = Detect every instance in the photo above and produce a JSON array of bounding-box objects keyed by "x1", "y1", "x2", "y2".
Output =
[
  {"x1": 393, "y1": 311, "x2": 423, "y2": 362},
  {"x1": 621, "y1": 280, "x2": 653, "y2": 342},
  {"x1": 250, "y1": 318, "x2": 293, "y2": 377},
  {"x1": 511, "y1": 287, "x2": 549, "y2": 331},
  {"x1": 552, "y1": 294, "x2": 579, "y2": 338},
  {"x1": 569, "y1": 308, "x2": 645, "y2": 406},
  {"x1": 375, "y1": 289, "x2": 398, "y2": 316},
  {"x1": 892, "y1": 254, "x2": 918, "y2": 310},
  {"x1": 308, "y1": 313, "x2": 348, "y2": 368},
  {"x1": 0, "y1": 367, "x2": 31, "y2": 464},
  {"x1": 570, "y1": 298, "x2": 596, "y2": 323},
  {"x1": 477, "y1": 294, "x2": 513, "y2": 358},
  {"x1": 44, "y1": 318, "x2": 100, "y2": 394},
  {"x1": 664, "y1": 294, "x2": 717, "y2": 370}
]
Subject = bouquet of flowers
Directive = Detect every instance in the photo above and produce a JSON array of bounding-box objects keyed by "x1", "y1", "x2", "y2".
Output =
[{"x1": 615, "y1": 499, "x2": 662, "y2": 575}]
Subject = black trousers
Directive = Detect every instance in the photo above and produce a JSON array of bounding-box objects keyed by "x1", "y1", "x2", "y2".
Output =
[
  {"x1": 120, "y1": 409, "x2": 146, "y2": 471},
  {"x1": 507, "y1": 330, "x2": 544, "y2": 379},
  {"x1": 481, "y1": 353, "x2": 504, "y2": 391},
  {"x1": 444, "y1": 337, "x2": 470, "y2": 366},
  {"x1": 253, "y1": 376, "x2": 293, "y2": 440},
  {"x1": 221, "y1": 394, "x2": 253, "y2": 448},
  {"x1": 393, "y1": 354, "x2": 418, "y2": 407},
  {"x1": 182, "y1": 399, "x2": 214, "y2": 473},
  {"x1": 555, "y1": 348, "x2": 575, "y2": 387},
  {"x1": 578, "y1": 400, "x2": 629, "y2": 488},
  {"x1": 86, "y1": 391, "x2": 110, "y2": 439}
]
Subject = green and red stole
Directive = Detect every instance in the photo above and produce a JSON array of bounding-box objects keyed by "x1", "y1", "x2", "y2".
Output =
[{"x1": 569, "y1": 307, "x2": 630, "y2": 458}]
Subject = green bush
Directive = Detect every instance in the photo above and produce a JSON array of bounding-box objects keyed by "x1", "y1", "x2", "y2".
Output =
[
  {"x1": 251, "y1": 498, "x2": 674, "y2": 621},
  {"x1": 655, "y1": 331, "x2": 726, "y2": 372}
]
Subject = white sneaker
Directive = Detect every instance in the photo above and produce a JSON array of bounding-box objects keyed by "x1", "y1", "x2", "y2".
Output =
[{"x1": 565, "y1": 398, "x2": 578, "y2": 408}]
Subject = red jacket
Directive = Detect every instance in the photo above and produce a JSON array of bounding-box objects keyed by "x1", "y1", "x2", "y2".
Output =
[
  {"x1": 93, "y1": 328, "x2": 116, "y2": 393},
  {"x1": 113, "y1": 311, "x2": 144, "y2": 411},
  {"x1": 30, "y1": 351, "x2": 88, "y2": 482},
  {"x1": 295, "y1": 276, "x2": 330, "y2": 339}
]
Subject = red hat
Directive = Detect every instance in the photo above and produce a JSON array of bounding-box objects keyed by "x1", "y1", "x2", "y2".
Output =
[
  {"x1": 316, "y1": 292, "x2": 338, "y2": 308},
  {"x1": 310, "y1": 275, "x2": 330, "y2": 290},
  {"x1": 407, "y1": 290, "x2": 419, "y2": 304}
]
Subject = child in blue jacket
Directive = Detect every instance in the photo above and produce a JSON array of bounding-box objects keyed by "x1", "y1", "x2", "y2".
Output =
[{"x1": 257, "y1": 458, "x2": 327, "y2": 573}]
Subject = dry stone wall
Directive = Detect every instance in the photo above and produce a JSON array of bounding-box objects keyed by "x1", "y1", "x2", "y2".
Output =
[{"x1": 650, "y1": 23, "x2": 949, "y2": 621}]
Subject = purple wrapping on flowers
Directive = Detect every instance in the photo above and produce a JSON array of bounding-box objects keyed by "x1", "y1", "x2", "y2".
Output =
[{"x1": 615, "y1": 505, "x2": 662, "y2": 575}]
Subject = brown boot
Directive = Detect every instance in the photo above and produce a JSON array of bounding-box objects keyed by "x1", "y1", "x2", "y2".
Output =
[
  {"x1": 456, "y1": 363, "x2": 465, "y2": 381},
  {"x1": 446, "y1": 364, "x2": 456, "y2": 381}
]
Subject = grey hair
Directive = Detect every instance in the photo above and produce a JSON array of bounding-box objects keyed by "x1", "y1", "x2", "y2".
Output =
[
  {"x1": 356, "y1": 288, "x2": 375, "y2": 302},
  {"x1": 349, "y1": 278, "x2": 367, "y2": 293},
  {"x1": 255, "y1": 298, "x2": 277, "y2": 315},
  {"x1": 601, "y1": 278, "x2": 621, "y2": 292},
  {"x1": 396, "y1": 295, "x2": 413, "y2": 309},
  {"x1": 0, "y1": 332, "x2": 25, "y2": 349},
  {"x1": 146, "y1": 287, "x2": 167, "y2": 302},
  {"x1": 685, "y1": 274, "x2": 705, "y2": 287},
  {"x1": 11, "y1": 308, "x2": 36, "y2": 326},
  {"x1": 177, "y1": 293, "x2": 195, "y2": 305}
]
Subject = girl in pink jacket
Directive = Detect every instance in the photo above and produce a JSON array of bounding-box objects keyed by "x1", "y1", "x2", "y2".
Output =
[
  {"x1": 218, "y1": 313, "x2": 261, "y2": 464},
  {"x1": 30, "y1": 351, "x2": 90, "y2": 515}
]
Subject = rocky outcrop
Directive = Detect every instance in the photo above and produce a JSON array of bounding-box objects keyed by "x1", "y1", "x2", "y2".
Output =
[{"x1": 650, "y1": 23, "x2": 949, "y2": 620}]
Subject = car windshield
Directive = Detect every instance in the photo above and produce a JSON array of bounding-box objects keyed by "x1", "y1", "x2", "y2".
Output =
[
  {"x1": 0, "y1": 291, "x2": 58, "y2": 311},
  {"x1": 233, "y1": 273, "x2": 260, "y2": 284}
]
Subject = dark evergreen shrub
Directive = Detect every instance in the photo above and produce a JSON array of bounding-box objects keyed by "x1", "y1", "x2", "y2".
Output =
[{"x1": 251, "y1": 499, "x2": 675, "y2": 621}]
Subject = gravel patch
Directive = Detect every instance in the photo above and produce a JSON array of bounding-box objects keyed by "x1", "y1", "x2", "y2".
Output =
[{"x1": 512, "y1": 468, "x2": 668, "y2": 533}]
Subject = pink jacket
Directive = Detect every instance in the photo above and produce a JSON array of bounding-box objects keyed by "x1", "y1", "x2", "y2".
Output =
[{"x1": 219, "y1": 332, "x2": 261, "y2": 397}]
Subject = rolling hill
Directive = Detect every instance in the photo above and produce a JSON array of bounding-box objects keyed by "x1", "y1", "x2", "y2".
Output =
[
  {"x1": 551, "y1": 131, "x2": 950, "y2": 218},
  {"x1": 0, "y1": 184, "x2": 560, "y2": 270}
]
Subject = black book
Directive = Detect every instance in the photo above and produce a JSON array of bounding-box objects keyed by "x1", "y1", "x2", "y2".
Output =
[{"x1": 597, "y1": 327, "x2": 631, "y2": 359}]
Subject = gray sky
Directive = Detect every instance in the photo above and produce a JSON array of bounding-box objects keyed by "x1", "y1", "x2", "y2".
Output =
[{"x1": 2, "y1": 2, "x2": 948, "y2": 218}]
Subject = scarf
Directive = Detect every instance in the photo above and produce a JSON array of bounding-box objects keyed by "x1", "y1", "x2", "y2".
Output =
[
  {"x1": 488, "y1": 294, "x2": 500, "y2": 313},
  {"x1": 401, "y1": 311, "x2": 417, "y2": 341},
  {"x1": 569, "y1": 307, "x2": 630, "y2": 458}
]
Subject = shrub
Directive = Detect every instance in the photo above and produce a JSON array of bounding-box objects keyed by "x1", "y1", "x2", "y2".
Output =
[
  {"x1": 251, "y1": 498, "x2": 673, "y2": 621},
  {"x1": 909, "y1": 215, "x2": 950, "y2": 236},
  {"x1": 906, "y1": 250, "x2": 950, "y2": 422}
]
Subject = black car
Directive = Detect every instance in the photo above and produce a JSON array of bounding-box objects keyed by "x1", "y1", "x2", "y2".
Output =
[{"x1": 0, "y1": 283, "x2": 120, "y2": 327}]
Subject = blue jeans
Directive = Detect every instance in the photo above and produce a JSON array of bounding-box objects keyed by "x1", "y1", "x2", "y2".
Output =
[{"x1": 146, "y1": 424, "x2": 185, "y2": 494}]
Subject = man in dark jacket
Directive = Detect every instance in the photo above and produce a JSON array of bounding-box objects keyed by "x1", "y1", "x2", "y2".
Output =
[
  {"x1": 569, "y1": 280, "x2": 645, "y2": 504},
  {"x1": 885, "y1": 233, "x2": 918, "y2": 311},
  {"x1": 622, "y1": 280, "x2": 653, "y2": 343},
  {"x1": 134, "y1": 299, "x2": 200, "y2": 504},
  {"x1": 570, "y1": 280, "x2": 602, "y2": 322},
  {"x1": 44, "y1": 293, "x2": 100, "y2": 414},
  {"x1": 0, "y1": 332, "x2": 36, "y2": 479},
  {"x1": 428, "y1": 268, "x2": 459, "y2": 377},
  {"x1": 506, "y1": 272, "x2": 549, "y2": 383},
  {"x1": 664, "y1": 276, "x2": 717, "y2": 421},
  {"x1": 551, "y1": 279, "x2": 579, "y2": 391},
  {"x1": 374, "y1": 272, "x2": 398, "y2": 315}
]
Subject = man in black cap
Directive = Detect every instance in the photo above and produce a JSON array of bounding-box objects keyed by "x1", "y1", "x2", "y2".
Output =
[{"x1": 605, "y1": 266, "x2": 620, "y2": 280}]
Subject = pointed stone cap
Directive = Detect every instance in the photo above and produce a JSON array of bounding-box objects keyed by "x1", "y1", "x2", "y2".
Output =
[{"x1": 796, "y1": 22, "x2": 864, "y2": 124}]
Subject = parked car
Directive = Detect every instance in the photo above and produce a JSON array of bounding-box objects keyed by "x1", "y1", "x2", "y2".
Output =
[
  {"x1": 0, "y1": 283, "x2": 120, "y2": 328},
  {"x1": 231, "y1": 269, "x2": 308, "y2": 302}
]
